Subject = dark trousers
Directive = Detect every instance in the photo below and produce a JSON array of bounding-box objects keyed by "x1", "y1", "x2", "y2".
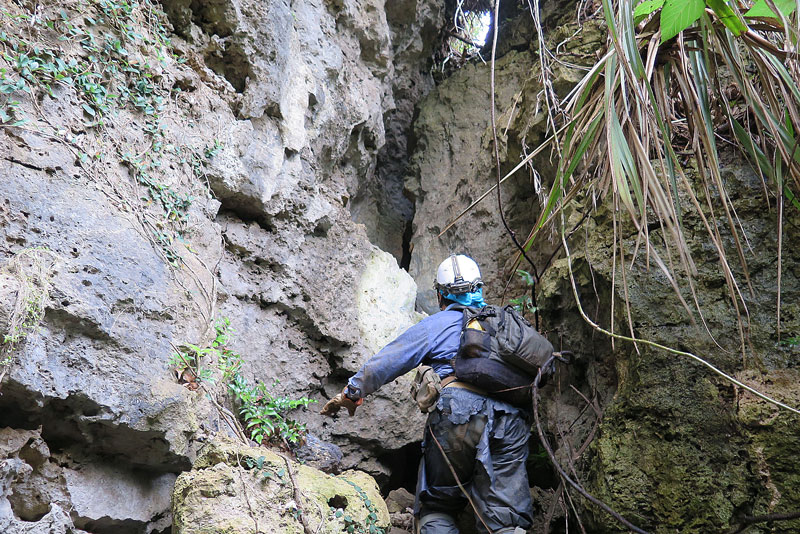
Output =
[{"x1": 416, "y1": 388, "x2": 533, "y2": 534}]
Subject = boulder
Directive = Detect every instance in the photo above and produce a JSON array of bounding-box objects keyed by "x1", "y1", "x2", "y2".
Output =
[
  {"x1": 0, "y1": 426, "x2": 175, "y2": 534},
  {"x1": 173, "y1": 438, "x2": 391, "y2": 534}
]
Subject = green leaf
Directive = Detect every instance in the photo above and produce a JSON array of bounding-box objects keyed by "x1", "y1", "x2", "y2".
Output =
[
  {"x1": 635, "y1": 0, "x2": 665, "y2": 18},
  {"x1": 660, "y1": 0, "x2": 705, "y2": 42},
  {"x1": 745, "y1": 0, "x2": 796, "y2": 17},
  {"x1": 81, "y1": 103, "x2": 96, "y2": 116},
  {"x1": 706, "y1": 0, "x2": 748, "y2": 33}
]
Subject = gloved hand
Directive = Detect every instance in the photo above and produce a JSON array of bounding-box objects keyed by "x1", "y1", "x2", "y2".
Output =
[{"x1": 320, "y1": 389, "x2": 362, "y2": 417}]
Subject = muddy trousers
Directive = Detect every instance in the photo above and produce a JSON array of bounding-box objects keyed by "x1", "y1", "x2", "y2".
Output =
[{"x1": 416, "y1": 390, "x2": 533, "y2": 534}]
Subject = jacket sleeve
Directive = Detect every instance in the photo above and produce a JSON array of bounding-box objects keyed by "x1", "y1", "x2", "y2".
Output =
[{"x1": 345, "y1": 319, "x2": 431, "y2": 400}]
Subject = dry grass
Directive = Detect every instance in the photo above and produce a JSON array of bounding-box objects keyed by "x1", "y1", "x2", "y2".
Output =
[
  {"x1": 514, "y1": 0, "x2": 799, "y2": 356},
  {"x1": 0, "y1": 248, "x2": 59, "y2": 385}
]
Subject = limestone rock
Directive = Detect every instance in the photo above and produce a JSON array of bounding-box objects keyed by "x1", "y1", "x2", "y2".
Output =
[
  {"x1": 64, "y1": 464, "x2": 176, "y2": 532},
  {"x1": 0, "y1": 503, "x2": 89, "y2": 534},
  {"x1": 0, "y1": 143, "x2": 221, "y2": 472},
  {"x1": 351, "y1": 0, "x2": 445, "y2": 259},
  {"x1": 173, "y1": 438, "x2": 391, "y2": 534},
  {"x1": 0, "y1": 273, "x2": 19, "y2": 340},
  {"x1": 355, "y1": 248, "x2": 423, "y2": 361},
  {"x1": 293, "y1": 434, "x2": 344, "y2": 474},
  {"x1": 305, "y1": 248, "x2": 427, "y2": 477},
  {"x1": 0, "y1": 0, "x2": 446, "y2": 500},
  {"x1": 385, "y1": 487, "x2": 414, "y2": 513},
  {"x1": 0, "y1": 426, "x2": 174, "y2": 534},
  {"x1": 537, "y1": 154, "x2": 800, "y2": 532},
  {"x1": 406, "y1": 50, "x2": 545, "y2": 314},
  {"x1": 406, "y1": 21, "x2": 605, "y2": 313}
]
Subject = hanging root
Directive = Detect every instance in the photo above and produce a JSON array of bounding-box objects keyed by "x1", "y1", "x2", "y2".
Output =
[
  {"x1": 532, "y1": 355, "x2": 652, "y2": 534},
  {"x1": 0, "y1": 248, "x2": 59, "y2": 388}
]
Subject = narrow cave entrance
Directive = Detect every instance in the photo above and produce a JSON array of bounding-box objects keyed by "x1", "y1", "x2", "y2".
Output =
[{"x1": 379, "y1": 440, "x2": 423, "y2": 495}]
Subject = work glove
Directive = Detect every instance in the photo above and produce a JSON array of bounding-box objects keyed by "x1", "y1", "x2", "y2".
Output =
[{"x1": 320, "y1": 389, "x2": 362, "y2": 417}]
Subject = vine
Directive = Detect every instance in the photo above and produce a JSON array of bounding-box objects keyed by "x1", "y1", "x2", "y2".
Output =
[
  {"x1": 0, "y1": 1, "x2": 218, "y2": 266},
  {"x1": 335, "y1": 479, "x2": 386, "y2": 534}
]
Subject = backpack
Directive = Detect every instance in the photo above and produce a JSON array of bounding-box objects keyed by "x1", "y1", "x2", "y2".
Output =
[{"x1": 451, "y1": 305, "x2": 554, "y2": 407}]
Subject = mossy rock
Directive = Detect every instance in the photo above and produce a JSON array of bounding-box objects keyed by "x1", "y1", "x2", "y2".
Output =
[{"x1": 173, "y1": 438, "x2": 390, "y2": 534}]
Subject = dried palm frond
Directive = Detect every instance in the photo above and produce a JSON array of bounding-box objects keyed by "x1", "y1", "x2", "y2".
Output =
[{"x1": 520, "y1": 0, "x2": 800, "y2": 357}]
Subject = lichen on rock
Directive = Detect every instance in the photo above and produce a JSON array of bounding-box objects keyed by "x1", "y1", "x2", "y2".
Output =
[{"x1": 173, "y1": 438, "x2": 390, "y2": 534}]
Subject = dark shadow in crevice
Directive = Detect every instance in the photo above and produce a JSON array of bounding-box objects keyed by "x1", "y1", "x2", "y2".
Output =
[
  {"x1": 400, "y1": 219, "x2": 413, "y2": 271},
  {"x1": 0, "y1": 381, "x2": 190, "y2": 473},
  {"x1": 161, "y1": 0, "x2": 253, "y2": 94},
  {"x1": 202, "y1": 41, "x2": 253, "y2": 94},
  {"x1": 215, "y1": 208, "x2": 275, "y2": 234},
  {"x1": 378, "y1": 440, "x2": 422, "y2": 496}
]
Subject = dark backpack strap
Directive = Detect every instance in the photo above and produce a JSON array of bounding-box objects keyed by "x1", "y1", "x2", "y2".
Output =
[{"x1": 472, "y1": 305, "x2": 498, "y2": 336}]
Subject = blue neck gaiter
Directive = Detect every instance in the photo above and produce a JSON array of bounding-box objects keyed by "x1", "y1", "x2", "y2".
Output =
[{"x1": 442, "y1": 288, "x2": 486, "y2": 308}]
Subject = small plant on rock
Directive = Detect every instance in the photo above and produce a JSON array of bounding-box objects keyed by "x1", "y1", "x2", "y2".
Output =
[
  {"x1": 509, "y1": 269, "x2": 537, "y2": 317},
  {"x1": 779, "y1": 336, "x2": 799, "y2": 348},
  {"x1": 229, "y1": 373, "x2": 314, "y2": 445},
  {"x1": 169, "y1": 317, "x2": 315, "y2": 445}
]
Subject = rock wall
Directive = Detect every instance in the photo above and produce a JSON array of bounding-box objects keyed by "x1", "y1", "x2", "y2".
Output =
[
  {"x1": 2, "y1": 0, "x2": 797, "y2": 532},
  {"x1": 0, "y1": 0, "x2": 439, "y2": 531},
  {"x1": 561, "y1": 154, "x2": 800, "y2": 533},
  {"x1": 406, "y1": 8, "x2": 800, "y2": 534},
  {"x1": 406, "y1": 15, "x2": 604, "y2": 313}
]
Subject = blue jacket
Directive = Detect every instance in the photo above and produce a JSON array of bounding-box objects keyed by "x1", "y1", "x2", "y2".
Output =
[{"x1": 345, "y1": 305, "x2": 463, "y2": 400}]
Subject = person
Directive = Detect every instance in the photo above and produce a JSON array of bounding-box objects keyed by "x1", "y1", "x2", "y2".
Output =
[{"x1": 321, "y1": 254, "x2": 533, "y2": 534}]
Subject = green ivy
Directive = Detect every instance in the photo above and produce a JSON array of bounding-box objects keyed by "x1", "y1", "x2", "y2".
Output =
[
  {"x1": 0, "y1": 1, "x2": 210, "y2": 266},
  {"x1": 240, "y1": 455, "x2": 287, "y2": 484},
  {"x1": 332, "y1": 479, "x2": 386, "y2": 534}
]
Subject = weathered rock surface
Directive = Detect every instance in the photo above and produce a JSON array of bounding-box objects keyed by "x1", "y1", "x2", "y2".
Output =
[
  {"x1": 406, "y1": 49, "x2": 534, "y2": 313},
  {"x1": 162, "y1": 0, "x2": 443, "y2": 264},
  {"x1": 1, "y1": 1, "x2": 442, "y2": 528},
  {"x1": 0, "y1": 142, "x2": 220, "y2": 473},
  {"x1": 406, "y1": 16, "x2": 604, "y2": 313},
  {"x1": 173, "y1": 438, "x2": 390, "y2": 534},
  {"x1": 351, "y1": 0, "x2": 444, "y2": 260},
  {"x1": 1, "y1": 426, "x2": 172, "y2": 534},
  {"x1": 550, "y1": 155, "x2": 800, "y2": 533},
  {"x1": 294, "y1": 247, "x2": 427, "y2": 480}
]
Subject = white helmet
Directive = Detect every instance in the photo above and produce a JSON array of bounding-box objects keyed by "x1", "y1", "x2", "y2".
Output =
[{"x1": 434, "y1": 254, "x2": 483, "y2": 295}]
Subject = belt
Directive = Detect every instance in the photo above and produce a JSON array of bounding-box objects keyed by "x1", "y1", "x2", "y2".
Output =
[{"x1": 441, "y1": 376, "x2": 487, "y2": 396}]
